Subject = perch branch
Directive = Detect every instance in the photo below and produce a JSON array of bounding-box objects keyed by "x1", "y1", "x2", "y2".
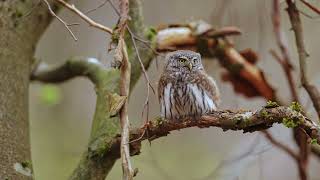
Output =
[{"x1": 105, "y1": 106, "x2": 320, "y2": 163}]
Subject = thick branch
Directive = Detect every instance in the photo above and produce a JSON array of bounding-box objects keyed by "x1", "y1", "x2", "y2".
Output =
[
  {"x1": 105, "y1": 106, "x2": 320, "y2": 161},
  {"x1": 31, "y1": 57, "x2": 105, "y2": 84}
]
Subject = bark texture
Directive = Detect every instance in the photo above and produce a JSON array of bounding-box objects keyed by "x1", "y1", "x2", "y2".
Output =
[{"x1": 0, "y1": 1, "x2": 56, "y2": 179}]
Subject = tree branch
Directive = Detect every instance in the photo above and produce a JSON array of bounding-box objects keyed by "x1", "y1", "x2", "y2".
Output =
[
  {"x1": 54, "y1": 0, "x2": 113, "y2": 34},
  {"x1": 272, "y1": 0, "x2": 299, "y2": 102},
  {"x1": 103, "y1": 106, "x2": 320, "y2": 163},
  {"x1": 286, "y1": 0, "x2": 320, "y2": 118},
  {"x1": 262, "y1": 130, "x2": 299, "y2": 160},
  {"x1": 31, "y1": 57, "x2": 122, "y2": 180},
  {"x1": 30, "y1": 57, "x2": 105, "y2": 84}
]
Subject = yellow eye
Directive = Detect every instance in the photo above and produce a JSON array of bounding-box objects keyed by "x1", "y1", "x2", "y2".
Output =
[{"x1": 178, "y1": 57, "x2": 187, "y2": 63}]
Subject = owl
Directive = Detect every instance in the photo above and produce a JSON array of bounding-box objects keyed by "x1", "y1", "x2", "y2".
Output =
[{"x1": 158, "y1": 50, "x2": 220, "y2": 121}]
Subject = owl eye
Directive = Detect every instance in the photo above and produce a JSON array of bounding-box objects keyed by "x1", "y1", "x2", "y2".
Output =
[
  {"x1": 192, "y1": 57, "x2": 198, "y2": 63},
  {"x1": 178, "y1": 57, "x2": 187, "y2": 63}
]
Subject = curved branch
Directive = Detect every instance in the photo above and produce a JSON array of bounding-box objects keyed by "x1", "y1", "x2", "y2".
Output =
[{"x1": 30, "y1": 57, "x2": 105, "y2": 85}]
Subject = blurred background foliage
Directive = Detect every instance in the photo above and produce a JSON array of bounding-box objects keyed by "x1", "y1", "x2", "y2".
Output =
[{"x1": 30, "y1": 0, "x2": 320, "y2": 179}]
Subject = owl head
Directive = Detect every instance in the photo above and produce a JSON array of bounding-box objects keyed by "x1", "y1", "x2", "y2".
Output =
[{"x1": 164, "y1": 50, "x2": 203, "y2": 72}]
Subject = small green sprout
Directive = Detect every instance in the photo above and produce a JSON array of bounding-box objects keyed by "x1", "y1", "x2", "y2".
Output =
[
  {"x1": 265, "y1": 101, "x2": 279, "y2": 108},
  {"x1": 290, "y1": 102, "x2": 302, "y2": 112},
  {"x1": 282, "y1": 117, "x2": 300, "y2": 128}
]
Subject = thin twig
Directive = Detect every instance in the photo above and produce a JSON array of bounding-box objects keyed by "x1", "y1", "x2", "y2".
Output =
[
  {"x1": 41, "y1": 0, "x2": 78, "y2": 41},
  {"x1": 286, "y1": 0, "x2": 320, "y2": 118},
  {"x1": 272, "y1": 0, "x2": 299, "y2": 102},
  {"x1": 55, "y1": 0, "x2": 113, "y2": 34},
  {"x1": 270, "y1": 49, "x2": 298, "y2": 101},
  {"x1": 262, "y1": 130, "x2": 299, "y2": 159},
  {"x1": 119, "y1": 38, "x2": 134, "y2": 180},
  {"x1": 272, "y1": 2, "x2": 311, "y2": 180},
  {"x1": 300, "y1": 0, "x2": 320, "y2": 15},
  {"x1": 85, "y1": 0, "x2": 108, "y2": 14},
  {"x1": 126, "y1": 27, "x2": 156, "y2": 145},
  {"x1": 107, "y1": 0, "x2": 120, "y2": 16}
]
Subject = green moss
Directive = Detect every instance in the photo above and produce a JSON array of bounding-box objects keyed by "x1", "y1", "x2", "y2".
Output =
[
  {"x1": 265, "y1": 101, "x2": 279, "y2": 108},
  {"x1": 155, "y1": 117, "x2": 166, "y2": 125},
  {"x1": 243, "y1": 117, "x2": 251, "y2": 126},
  {"x1": 311, "y1": 139, "x2": 318, "y2": 145},
  {"x1": 145, "y1": 26, "x2": 157, "y2": 41},
  {"x1": 233, "y1": 116, "x2": 243, "y2": 125},
  {"x1": 282, "y1": 117, "x2": 300, "y2": 128},
  {"x1": 111, "y1": 32, "x2": 120, "y2": 44},
  {"x1": 260, "y1": 109, "x2": 269, "y2": 118},
  {"x1": 21, "y1": 161, "x2": 32, "y2": 169},
  {"x1": 290, "y1": 102, "x2": 302, "y2": 112}
]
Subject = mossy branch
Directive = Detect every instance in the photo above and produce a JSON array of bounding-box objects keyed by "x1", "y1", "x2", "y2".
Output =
[{"x1": 108, "y1": 106, "x2": 320, "y2": 159}]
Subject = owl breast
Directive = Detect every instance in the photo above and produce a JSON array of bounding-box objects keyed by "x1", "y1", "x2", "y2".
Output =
[{"x1": 160, "y1": 81, "x2": 217, "y2": 120}]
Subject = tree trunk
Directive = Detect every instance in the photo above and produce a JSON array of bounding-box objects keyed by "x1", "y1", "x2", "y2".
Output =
[{"x1": 0, "y1": 1, "x2": 56, "y2": 179}]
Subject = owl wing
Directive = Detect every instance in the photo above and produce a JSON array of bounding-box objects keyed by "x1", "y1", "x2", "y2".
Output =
[
  {"x1": 196, "y1": 71, "x2": 221, "y2": 107},
  {"x1": 158, "y1": 73, "x2": 167, "y2": 102},
  {"x1": 158, "y1": 73, "x2": 174, "y2": 118}
]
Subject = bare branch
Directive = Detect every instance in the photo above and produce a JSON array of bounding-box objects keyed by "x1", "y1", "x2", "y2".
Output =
[
  {"x1": 41, "y1": 0, "x2": 78, "y2": 41},
  {"x1": 262, "y1": 130, "x2": 299, "y2": 159},
  {"x1": 128, "y1": 27, "x2": 154, "y2": 124},
  {"x1": 85, "y1": 0, "x2": 108, "y2": 14},
  {"x1": 286, "y1": 0, "x2": 320, "y2": 119},
  {"x1": 54, "y1": 0, "x2": 113, "y2": 34},
  {"x1": 115, "y1": 0, "x2": 134, "y2": 179},
  {"x1": 272, "y1": 0, "x2": 299, "y2": 102},
  {"x1": 300, "y1": 0, "x2": 320, "y2": 15}
]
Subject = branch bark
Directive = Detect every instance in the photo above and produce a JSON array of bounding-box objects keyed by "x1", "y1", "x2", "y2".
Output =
[{"x1": 99, "y1": 106, "x2": 320, "y2": 163}]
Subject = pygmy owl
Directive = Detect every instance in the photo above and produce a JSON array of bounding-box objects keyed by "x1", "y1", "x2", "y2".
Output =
[{"x1": 158, "y1": 50, "x2": 220, "y2": 120}]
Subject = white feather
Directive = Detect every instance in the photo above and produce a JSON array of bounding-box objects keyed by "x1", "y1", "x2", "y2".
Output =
[
  {"x1": 205, "y1": 92, "x2": 216, "y2": 111},
  {"x1": 188, "y1": 84, "x2": 216, "y2": 112},
  {"x1": 163, "y1": 83, "x2": 172, "y2": 118},
  {"x1": 189, "y1": 84, "x2": 205, "y2": 110}
]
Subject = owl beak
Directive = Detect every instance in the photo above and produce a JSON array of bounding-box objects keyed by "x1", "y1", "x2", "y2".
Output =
[{"x1": 187, "y1": 62, "x2": 193, "y2": 71}]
